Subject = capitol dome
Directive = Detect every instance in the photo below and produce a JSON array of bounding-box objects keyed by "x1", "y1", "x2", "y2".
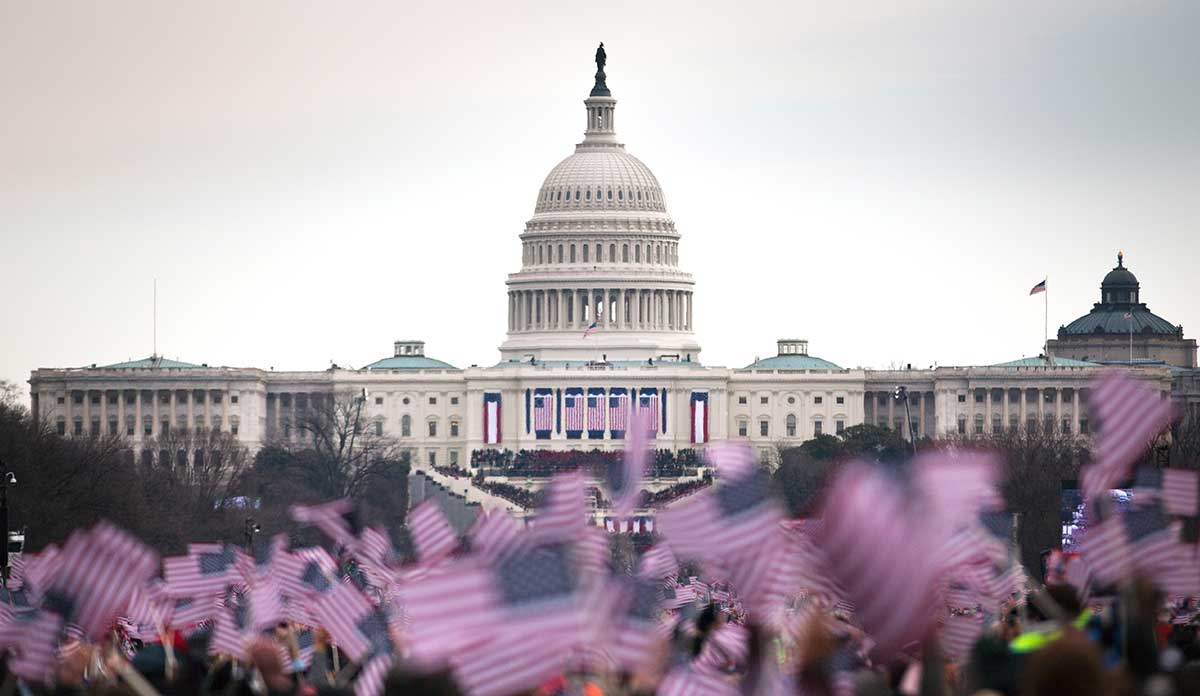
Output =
[
  {"x1": 534, "y1": 148, "x2": 667, "y2": 215},
  {"x1": 499, "y1": 46, "x2": 700, "y2": 363}
]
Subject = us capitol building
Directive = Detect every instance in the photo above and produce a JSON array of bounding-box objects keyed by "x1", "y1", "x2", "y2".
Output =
[{"x1": 27, "y1": 48, "x2": 1199, "y2": 471}]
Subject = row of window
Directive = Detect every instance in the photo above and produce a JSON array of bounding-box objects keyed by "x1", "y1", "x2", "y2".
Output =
[
  {"x1": 365, "y1": 416, "x2": 460, "y2": 439},
  {"x1": 58, "y1": 392, "x2": 239, "y2": 406},
  {"x1": 525, "y1": 240, "x2": 677, "y2": 266},
  {"x1": 736, "y1": 417, "x2": 845, "y2": 438},
  {"x1": 956, "y1": 390, "x2": 1078, "y2": 404},
  {"x1": 57, "y1": 418, "x2": 240, "y2": 437},
  {"x1": 737, "y1": 394, "x2": 845, "y2": 406},
  {"x1": 372, "y1": 395, "x2": 459, "y2": 406},
  {"x1": 956, "y1": 415, "x2": 1090, "y2": 435},
  {"x1": 539, "y1": 185, "x2": 660, "y2": 205}
]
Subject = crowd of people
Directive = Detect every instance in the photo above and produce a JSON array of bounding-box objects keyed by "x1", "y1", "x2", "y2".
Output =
[{"x1": 468, "y1": 449, "x2": 701, "y2": 479}]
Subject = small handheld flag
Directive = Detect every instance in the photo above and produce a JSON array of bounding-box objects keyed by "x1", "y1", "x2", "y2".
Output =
[
  {"x1": 1029, "y1": 279, "x2": 1047, "y2": 295},
  {"x1": 582, "y1": 321, "x2": 598, "y2": 338}
]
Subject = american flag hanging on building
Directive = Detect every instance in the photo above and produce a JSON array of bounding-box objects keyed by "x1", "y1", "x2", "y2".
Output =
[
  {"x1": 638, "y1": 389, "x2": 659, "y2": 439},
  {"x1": 690, "y1": 391, "x2": 709, "y2": 444},
  {"x1": 609, "y1": 391, "x2": 630, "y2": 437},
  {"x1": 483, "y1": 392, "x2": 502, "y2": 445},
  {"x1": 533, "y1": 390, "x2": 554, "y2": 436},
  {"x1": 564, "y1": 389, "x2": 585, "y2": 435},
  {"x1": 587, "y1": 389, "x2": 606, "y2": 436}
]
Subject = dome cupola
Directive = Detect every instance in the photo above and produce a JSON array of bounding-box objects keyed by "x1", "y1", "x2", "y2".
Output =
[{"x1": 499, "y1": 45, "x2": 700, "y2": 363}]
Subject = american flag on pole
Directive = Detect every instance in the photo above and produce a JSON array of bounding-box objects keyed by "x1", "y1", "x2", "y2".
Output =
[
  {"x1": 483, "y1": 392, "x2": 502, "y2": 445},
  {"x1": 45, "y1": 522, "x2": 160, "y2": 639},
  {"x1": 609, "y1": 391, "x2": 629, "y2": 437},
  {"x1": 533, "y1": 391, "x2": 553, "y2": 434},
  {"x1": 408, "y1": 499, "x2": 459, "y2": 565},
  {"x1": 1078, "y1": 500, "x2": 1180, "y2": 587},
  {"x1": 609, "y1": 406, "x2": 651, "y2": 517},
  {"x1": 1029, "y1": 278, "x2": 1047, "y2": 295},
  {"x1": 658, "y1": 443, "x2": 786, "y2": 612},
  {"x1": 1163, "y1": 469, "x2": 1200, "y2": 517},
  {"x1": 3, "y1": 607, "x2": 65, "y2": 684},
  {"x1": 166, "y1": 596, "x2": 217, "y2": 630},
  {"x1": 209, "y1": 588, "x2": 253, "y2": 659},
  {"x1": 1081, "y1": 371, "x2": 1174, "y2": 501},
  {"x1": 164, "y1": 545, "x2": 240, "y2": 599},
  {"x1": 467, "y1": 510, "x2": 531, "y2": 566},
  {"x1": 446, "y1": 547, "x2": 590, "y2": 696},
  {"x1": 582, "y1": 320, "x2": 598, "y2": 338},
  {"x1": 529, "y1": 472, "x2": 587, "y2": 546},
  {"x1": 819, "y1": 463, "x2": 943, "y2": 657},
  {"x1": 289, "y1": 498, "x2": 361, "y2": 547},
  {"x1": 586, "y1": 389, "x2": 606, "y2": 436},
  {"x1": 563, "y1": 390, "x2": 585, "y2": 435},
  {"x1": 941, "y1": 612, "x2": 985, "y2": 663}
]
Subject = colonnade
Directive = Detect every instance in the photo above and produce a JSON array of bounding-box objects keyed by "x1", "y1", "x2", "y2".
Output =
[{"x1": 507, "y1": 288, "x2": 693, "y2": 332}]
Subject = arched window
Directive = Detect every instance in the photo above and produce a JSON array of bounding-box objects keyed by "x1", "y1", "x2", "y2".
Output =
[
  {"x1": 622, "y1": 244, "x2": 629, "y2": 262},
  {"x1": 586, "y1": 189, "x2": 591, "y2": 201},
  {"x1": 646, "y1": 244, "x2": 651, "y2": 262},
  {"x1": 401, "y1": 414, "x2": 412, "y2": 437},
  {"x1": 786, "y1": 414, "x2": 797, "y2": 438},
  {"x1": 607, "y1": 188, "x2": 612, "y2": 200},
  {"x1": 637, "y1": 190, "x2": 642, "y2": 201},
  {"x1": 609, "y1": 243, "x2": 616, "y2": 261},
  {"x1": 557, "y1": 244, "x2": 563, "y2": 262},
  {"x1": 537, "y1": 246, "x2": 543, "y2": 264},
  {"x1": 570, "y1": 244, "x2": 576, "y2": 262},
  {"x1": 574, "y1": 189, "x2": 580, "y2": 200},
  {"x1": 428, "y1": 419, "x2": 438, "y2": 437},
  {"x1": 583, "y1": 244, "x2": 589, "y2": 262},
  {"x1": 618, "y1": 189, "x2": 623, "y2": 201},
  {"x1": 595, "y1": 243, "x2": 602, "y2": 261},
  {"x1": 635, "y1": 245, "x2": 641, "y2": 262},
  {"x1": 556, "y1": 190, "x2": 562, "y2": 201}
]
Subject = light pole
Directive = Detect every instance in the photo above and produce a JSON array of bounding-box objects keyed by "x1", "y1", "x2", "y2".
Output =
[
  {"x1": 1, "y1": 469, "x2": 15, "y2": 582},
  {"x1": 346, "y1": 388, "x2": 368, "y2": 462},
  {"x1": 893, "y1": 386, "x2": 917, "y2": 456},
  {"x1": 243, "y1": 517, "x2": 261, "y2": 550}
]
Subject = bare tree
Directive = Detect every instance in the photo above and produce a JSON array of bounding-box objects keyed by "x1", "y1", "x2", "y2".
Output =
[
  {"x1": 244, "y1": 391, "x2": 411, "y2": 534},
  {"x1": 943, "y1": 427, "x2": 1091, "y2": 573},
  {"x1": 285, "y1": 390, "x2": 408, "y2": 500}
]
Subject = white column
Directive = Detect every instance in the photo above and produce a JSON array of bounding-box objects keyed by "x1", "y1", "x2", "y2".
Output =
[
  {"x1": 1002, "y1": 388, "x2": 1010, "y2": 431},
  {"x1": 135, "y1": 390, "x2": 143, "y2": 443},
  {"x1": 1055, "y1": 388, "x2": 1063, "y2": 431},
  {"x1": 687, "y1": 292, "x2": 693, "y2": 330},
  {"x1": 152, "y1": 389, "x2": 160, "y2": 438}
]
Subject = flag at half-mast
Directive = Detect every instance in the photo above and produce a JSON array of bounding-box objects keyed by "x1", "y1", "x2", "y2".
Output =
[
  {"x1": 1029, "y1": 279, "x2": 1047, "y2": 295},
  {"x1": 582, "y1": 321, "x2": 598, "y2": 338}
]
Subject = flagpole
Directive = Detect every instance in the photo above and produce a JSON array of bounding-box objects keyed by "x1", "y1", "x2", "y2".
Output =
[{"x1": 1043, "y1": 278, "x2": 1048, "y2": 358}]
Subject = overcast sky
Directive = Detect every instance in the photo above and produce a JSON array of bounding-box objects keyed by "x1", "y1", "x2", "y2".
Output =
[{"x1": 2, "y1": 1, "x2": 1198, "y2": 390}]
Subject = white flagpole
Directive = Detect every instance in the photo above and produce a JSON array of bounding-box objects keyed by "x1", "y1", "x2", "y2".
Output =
[{"x1": 1043, "y1": 277, "x2": 1048, "y2": 358}]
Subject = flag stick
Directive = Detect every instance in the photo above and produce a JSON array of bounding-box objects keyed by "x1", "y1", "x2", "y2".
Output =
[{"x1": 1044, "y1": 278, "x2": 1048, "y2": 358}]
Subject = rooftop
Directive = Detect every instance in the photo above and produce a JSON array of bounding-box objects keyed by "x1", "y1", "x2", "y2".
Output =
[{"x1": 100, "y1": 355, "x2": 204, "y2": 369}]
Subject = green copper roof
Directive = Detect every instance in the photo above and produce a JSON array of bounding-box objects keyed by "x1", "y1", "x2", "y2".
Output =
[
  {"x1": 364, "y1": 355, "x2": 458, "y2": 370},
  {"x1": 745, "y1": 355, "x2": 842, "y2": 370},
  {"x1": 991, "y1": 356, "x2": 1099, "y2": 368},
  {"x1": 491, "y1": 358, "x2": 704, "y2": 368},
  {"x1": 101, "y1": 355, "x2": 202, "y2": 369}
]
